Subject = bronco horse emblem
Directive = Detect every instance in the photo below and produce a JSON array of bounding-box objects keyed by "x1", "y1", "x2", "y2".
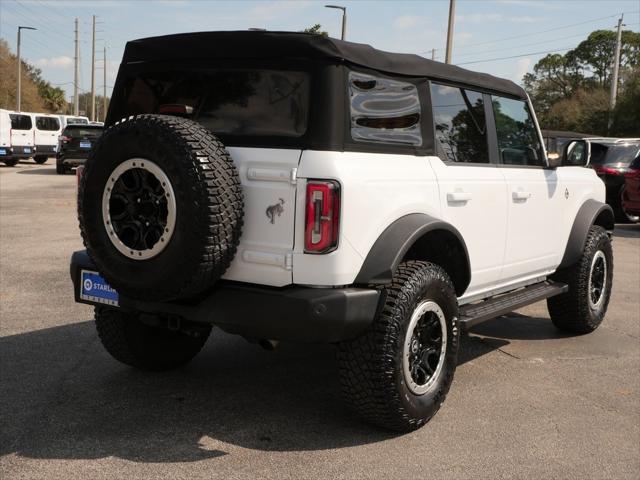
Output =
[{"x1": 266, "y1": 198, "x2": 285, "y2": 224}]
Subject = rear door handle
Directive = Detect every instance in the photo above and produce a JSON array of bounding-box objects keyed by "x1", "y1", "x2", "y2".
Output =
[
  {"x1": 512, "y1": 190, "x2": 531, "y2": 200},
  {"x1": 447, "y1": 191, "x2": 472, "y2": 203}
]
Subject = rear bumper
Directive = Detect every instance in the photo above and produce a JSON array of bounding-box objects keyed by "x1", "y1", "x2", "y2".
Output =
[
  {"x1": 1, "y1": 146, "x2": 33, "y2": 158},
  {"x1": 70, "y1": 250, "x2": 381, "y2": 343},
  {"x1": 35, "y1": 144, "x2": 57, "y2": 155}
]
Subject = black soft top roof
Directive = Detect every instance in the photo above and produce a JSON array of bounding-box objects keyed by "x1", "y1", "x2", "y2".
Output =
[{"x1": 122, "y1": 31, "x2": 527, "y2": 99}]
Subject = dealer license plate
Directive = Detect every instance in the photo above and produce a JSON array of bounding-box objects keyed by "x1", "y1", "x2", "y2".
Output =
[
  {"x1": 0, "y1": 148, "x2": 6, "y2": 155},
  {"x1": 80, "y1": 141, "x2": 91, "y2": 149},
  {"x1": 80, "y1": 270, "x2": 119, "y2": 306},
  {"x1": 24, "y1": 147, "x2": 31, "y2": 153}
]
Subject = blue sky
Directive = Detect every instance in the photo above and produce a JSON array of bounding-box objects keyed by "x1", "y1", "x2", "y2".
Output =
[{"x1": 1, "y1": 0, "x2": 638, "y2": 102}]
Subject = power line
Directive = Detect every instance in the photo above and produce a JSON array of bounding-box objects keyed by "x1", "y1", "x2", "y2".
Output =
[
  {"x1": 456, "y1": 47, "x2": 575, "y2": 66},
  {"x1": 432, "y1": 11, "x2": 635, "y2": 54}
]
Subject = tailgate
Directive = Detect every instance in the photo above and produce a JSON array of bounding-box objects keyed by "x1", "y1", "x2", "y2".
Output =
[{"x1": 222, "y1": 147, "x2": 300, "y2": 287}]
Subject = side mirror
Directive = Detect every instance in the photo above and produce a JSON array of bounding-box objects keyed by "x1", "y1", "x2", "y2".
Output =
[{"x1": 561, "y1": 140, "x2": 590, "y2": 167}]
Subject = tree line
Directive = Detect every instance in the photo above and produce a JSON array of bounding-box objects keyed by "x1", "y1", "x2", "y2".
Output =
[
  {"x1": 0, "y1": 38, "x2": 109, "y2": 118},
  {"x1": 524, "y1": 28, "x2": 640, "y2": 136}
]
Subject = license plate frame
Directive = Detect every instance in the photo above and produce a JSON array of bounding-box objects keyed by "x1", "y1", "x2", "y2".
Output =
[{"x1": 79, "y1": 269, "x2": 119, "y2": 306}]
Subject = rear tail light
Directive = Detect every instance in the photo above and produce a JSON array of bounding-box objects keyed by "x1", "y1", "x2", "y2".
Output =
[
  {"x1": 625, "y1": 168, "x2": 640, "y2": 178},
  {"x1": 594, "y1": 165, "x2": 625, "y2": 175},
  {"x1": 60, "y1": 135, "x2": 71, "y2": 143},
  {"x1": 305, "y1": 180, "x2": 340, "y2": 253},
  {"x1": 158, "y1": 104, "x2": 194, "y2": 116}
]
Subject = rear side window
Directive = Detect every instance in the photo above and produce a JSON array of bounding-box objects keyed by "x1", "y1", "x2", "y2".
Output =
[
  {"x1": 36, "y1": 116, "x2": 60, "y2": 131},
  {"x1": 349, "y1": 71, "x2": 422, "y2": 146},
  {"x1": 491, "y1": 96, "x2": 544, "y2": 166},
  {"x1": 123, "y1": 69, "x2": 310, "y2": 138},
  {"x1": 66, "y1": 117, "x2": 89, "y2": 125},
  {"x1": 9, "y1": 114, "x2": 32, "y2": 130},
  {"x1": 430, "y1": 83, "x2": 488, "y2": 163}
]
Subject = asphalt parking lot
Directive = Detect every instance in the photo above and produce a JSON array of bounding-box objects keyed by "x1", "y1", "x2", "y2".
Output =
[{"x1": 1, "y1": 160, "x2": 639, "y2": 479}]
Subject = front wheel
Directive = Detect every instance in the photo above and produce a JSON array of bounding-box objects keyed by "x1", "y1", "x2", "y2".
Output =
[
  {"x1": 34, "y1": 155, "x2": 48, "y2": 164},
  {"x1": 95, "y1": 307, "x2": 212, "y2": 371},
  {"x1": 548, "y1": 225, "x2": 613, "y2": 334},
  {"x1": 337, "y1": 261, "x2": 460, "y2": 432}
]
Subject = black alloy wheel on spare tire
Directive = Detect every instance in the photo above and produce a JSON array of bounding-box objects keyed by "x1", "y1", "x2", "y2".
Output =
[{"x1": 79, "y1": 114, "x2": 244, "y2": 302}]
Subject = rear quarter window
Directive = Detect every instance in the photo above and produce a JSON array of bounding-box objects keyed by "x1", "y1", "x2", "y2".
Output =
[{"x1": 348, "y1": 71, "x2": 422, "y2": 147}]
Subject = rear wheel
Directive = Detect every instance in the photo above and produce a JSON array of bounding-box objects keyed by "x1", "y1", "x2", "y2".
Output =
[
  {"x1": 337, "y1": 261, "x2": 460, "y2": 432},
  {"x1": 3, "y1": 158, "x2": 19, "y2": 167},
  {"x1": 548, "y1": 225, "x2": 613, "y2": 333},
  {"x1": 617, "y1": 185, "x2": 640, "y2": 223},
  {"x1": 56, "y1": 157, "x2": 68, "y2": 174},
  {"x1": 95, "y1": 307, "x2": 211, "y2": 371},
  {"x1": 34, "y1": 155, "x2": 48, "y2": 164}
]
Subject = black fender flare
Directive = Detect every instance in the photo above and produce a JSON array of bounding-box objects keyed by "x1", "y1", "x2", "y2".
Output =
[
  {"x1": 354, "y1": 213, "x2": 471, "y2": 293},
  {"x1": 558, "y1": 199, "x2": 614, "y2": 269}
]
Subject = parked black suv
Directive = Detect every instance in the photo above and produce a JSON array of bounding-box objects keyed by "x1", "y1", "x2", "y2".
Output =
[
  {"x1": 589, "y1": 138, "x2": 640, "y2": 223},
  {"x1": 56, "y1": 124, "x2": 103, "y2": 174}
]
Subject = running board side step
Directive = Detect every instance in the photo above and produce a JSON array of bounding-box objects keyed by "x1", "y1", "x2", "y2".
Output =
[{"x1": 458, "y1": 280, "x2": 568, "y2": 331}]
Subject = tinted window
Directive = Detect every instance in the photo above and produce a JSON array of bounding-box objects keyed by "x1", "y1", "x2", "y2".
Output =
[
  {"x1": 9, "y1": 114, "x2": 32, "y2": 130},
  {"x1": 63, "y1": 126, "x2": 103, "y2": 138},
  {"x1": 123, "y1": 69, "x2": 309, "y2": 137},
  {"x1": 36, "y1": 116, "x2": 60, "y2": 131},
  {"x1": 431, "y1": 83, "x2": 488, "y2": 163},
  {"x1": 349, "y1": 71, "x2": 422, "y2": 146},
  {"x1": 492, "y1": 96, "x2": 544, "y2": 166},
  {"x1": 590, "y1": 143, "x2": 640, "y2": 166}
]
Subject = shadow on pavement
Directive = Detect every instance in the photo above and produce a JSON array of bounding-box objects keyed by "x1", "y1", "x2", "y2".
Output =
[
  {"x1": 0, "y1": 311, "x2": 561, "y2": 463},
  {"x1": 16, "y1": 167, "x2": 59, "y2": 176},
  {"x1": 613, "y1": 224, "x2": 640, "y2": 238}
]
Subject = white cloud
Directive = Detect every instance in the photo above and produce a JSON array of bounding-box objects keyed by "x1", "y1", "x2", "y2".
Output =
[
  {"x1": 458, "y1": 13, "x2": 503, "y2": 24},
  {"x1": 458, "y1": 13, "x2": 544, "y2": 24},
  {"x1": 515, "y1": 57, "x2": 532, "y2": 81},
  {"x1": 392, "y1": 15, "x2": 425, "y2": 30},
  {"x1": 33, "y1": 56, "x2": 73, "y2": 69},
  {"x1": 248, "y1": 0, "x2": 311, "y2": 21}
]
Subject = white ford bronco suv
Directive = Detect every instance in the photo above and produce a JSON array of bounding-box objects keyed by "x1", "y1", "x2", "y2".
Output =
[{"x1": 71, "y1": 32, "x2": 614, "y2": 432}]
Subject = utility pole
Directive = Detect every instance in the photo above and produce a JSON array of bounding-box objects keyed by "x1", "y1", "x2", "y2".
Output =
[
  {"x1": 608, "y1": 14, "x2": 624, "y2": 132},
  {"x1": 445, "y1": 0, "x2": 456, "y2": 64},
  {"x1": 90, "y1": 15, "x2": 96, "y2": 121},
  {"x1": 74, "y1": 18, "x2": 79, "y2": 115},
  {"x1": 16, "y1": 26, "x2": 37, "y2": 111},
  {"x1": 103, "y1": 45, "x2": 107, "y2": 122},
  {"x1": 431, "y1": 48, "x2": 436, "y2": 61}
]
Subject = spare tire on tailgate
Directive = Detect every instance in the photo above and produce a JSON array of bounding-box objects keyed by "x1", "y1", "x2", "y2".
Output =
[{"x1": 79, "y1": 114, "x2": 243, "y2": 301}]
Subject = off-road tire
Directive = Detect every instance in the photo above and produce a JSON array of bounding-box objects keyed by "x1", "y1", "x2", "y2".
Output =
[
  {"x1": 79, "y1": 115, "x2": 243, "y2": 301},
  {"x1": 34, "y1": 155, "x2": 48, "y2": 164},
  {"x1": 337, "y1": 261, "x2": 460, "y2": 432},
  {"x1": 95, "y1": 307, "x2": 211, "y2": 371},
  {"x1": 548, "y1": 225, "x2": 613, "y2": 334},
  {"x1": 3, "y1": 158, "x2": 19, "y2": 167},
  {"x1": 55, "y1": 156, "x2": 68, "y2": 174}
]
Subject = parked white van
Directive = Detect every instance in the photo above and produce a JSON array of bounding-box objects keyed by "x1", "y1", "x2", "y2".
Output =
[
  {"x1": 0, "y1": 109, "x2": 35, "y2": 166},
  {"x1": 30, "y1": 112, "x2": 62, "y2": 163}
]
